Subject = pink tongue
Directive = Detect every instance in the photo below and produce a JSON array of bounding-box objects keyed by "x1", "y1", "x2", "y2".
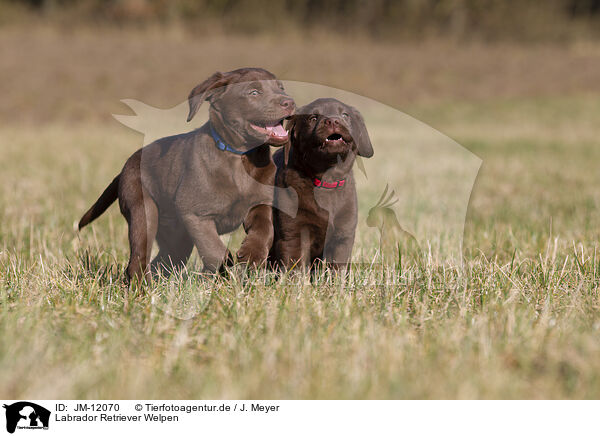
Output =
[{"x1": 266, "y1": 124, "x2": 287, "y2": 137}]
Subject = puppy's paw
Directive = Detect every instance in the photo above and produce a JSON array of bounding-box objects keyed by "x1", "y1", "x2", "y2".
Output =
[{"x1": 237, "y1": 240, "x2": 269, "y2": 267}]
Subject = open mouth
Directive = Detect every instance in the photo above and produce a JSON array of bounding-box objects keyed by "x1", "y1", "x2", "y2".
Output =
[
  {"x1": 250, "y1": 119, "x2": 288, "y2": 142},
  {"x1": 323, "y1": 133, "x2": 347, "y2": 147}
]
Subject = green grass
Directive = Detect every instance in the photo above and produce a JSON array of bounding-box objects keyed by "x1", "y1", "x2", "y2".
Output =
[{"x1": 1, "y1": 94, "x2": 600, "y2": 399}]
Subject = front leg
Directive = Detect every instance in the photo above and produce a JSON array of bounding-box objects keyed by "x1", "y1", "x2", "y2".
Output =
[
  {"x1": 323, "y1": 221, "x2": 356, "y2": 271},
  {"x1": 274, "y1": 227, "x2": 312, "y2": 271},
  {"x1": 237, "y1": 204, "x2": 274, "y2": 267},
  {"x1": 181, "y1": 214, "x2": 228, "y2": 273}
]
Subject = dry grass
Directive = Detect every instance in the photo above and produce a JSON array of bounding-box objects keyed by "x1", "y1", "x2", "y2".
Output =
[
  {"x1": 2, "y1": 26, "x2": 600, "y2": 123},
  {"x1": 1, "y1": 27, "x2": 600, "y2": 399}
]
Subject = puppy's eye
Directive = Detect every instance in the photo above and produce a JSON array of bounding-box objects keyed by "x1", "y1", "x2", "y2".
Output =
[
  {"x1": 249, "y1": 90, "x2": 261, "y2": 96},
  {"x1": 342, "y1": 112, "x2": 350, "y2": 119},
  {"x1": 308, "y1": 115, "x2": 318, "y2": 122}
]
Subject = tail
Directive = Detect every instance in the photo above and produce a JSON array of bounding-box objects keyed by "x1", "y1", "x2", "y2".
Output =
[{"x1": 78, "y1": 175, "x2": 120, "y2": 230}]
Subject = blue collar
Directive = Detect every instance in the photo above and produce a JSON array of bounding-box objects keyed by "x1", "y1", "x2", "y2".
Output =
[{"x1": 209, "y1": 123, "x2": 249, "y2": 155}]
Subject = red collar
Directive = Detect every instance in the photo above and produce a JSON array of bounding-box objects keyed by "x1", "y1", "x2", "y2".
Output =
[{"x1": 313, "y1": 177, "x2": 346, "y2": 189}]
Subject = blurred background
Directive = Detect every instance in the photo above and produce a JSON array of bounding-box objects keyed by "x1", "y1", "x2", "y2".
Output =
[
  {"x1": 2, "y1": 0, "x2": 600, "y2": 262},
  {"x1": 5, "y1": 0, "x2": 600, "y2": 40},
  {"x1": 2, "y1": 0, "x2": 600, "y2": 399},
  {"x1": 2, "y1": 0, "x2": 600, "y2": 124}
]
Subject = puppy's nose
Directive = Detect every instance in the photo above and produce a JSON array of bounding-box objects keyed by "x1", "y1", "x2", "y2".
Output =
[
  {"x1": 324, "y1": 117, "x2": 341, "y2": 128},
  {"x1": 280, "y1": 98, "x2": 295, "y2": 110}
]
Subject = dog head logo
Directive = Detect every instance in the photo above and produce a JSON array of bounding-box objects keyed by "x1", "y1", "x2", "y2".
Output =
[{"x1": 3, "y1": 402, "x2": 50, "y2": 434}]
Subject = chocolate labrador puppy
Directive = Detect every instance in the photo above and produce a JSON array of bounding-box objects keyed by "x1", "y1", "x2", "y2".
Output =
[
  {"x1": 270, "y1": 98, "x2": 373, "y2": 271},
  {"x1": 79, "y1": 68, "x2": 295, "y2": 281}
]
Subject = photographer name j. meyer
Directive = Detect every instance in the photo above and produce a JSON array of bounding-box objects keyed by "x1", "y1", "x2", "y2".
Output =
[{"x1": 55, "y1": 402, "x2": 280, "y2": 415}]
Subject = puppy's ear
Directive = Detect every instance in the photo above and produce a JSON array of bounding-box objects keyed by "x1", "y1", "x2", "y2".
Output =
[
  {"x1": 350, "y1": 107, "x2": 374, "y2": 158},
  {"x1": 283, "y1": 116, "x2": 297, "y2": 166},
  {"x1": 187, "y1": 72, "x2": 231, "y2": 122}
]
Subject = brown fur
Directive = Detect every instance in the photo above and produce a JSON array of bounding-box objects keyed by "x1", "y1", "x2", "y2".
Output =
[
  {"x1": 270, "y1": 98, "x2": 373, "y2": 271},
  {"x1": 79, "y1": 68, "x2": 295, "y2": 282}
]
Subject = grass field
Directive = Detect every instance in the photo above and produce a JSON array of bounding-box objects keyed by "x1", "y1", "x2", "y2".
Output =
[{"x1": 1, "y1": 27, "x2": 600, "y2": 399}]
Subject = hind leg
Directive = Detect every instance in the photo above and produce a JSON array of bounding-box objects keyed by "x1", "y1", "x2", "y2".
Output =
[
  {"x1": 150, "y1": 225, "x2": 194, "y2": 277},
  {"x1": 124, "y1": 198, "x2": 158, "y2": 283},
  {"x1": 119, "y1": 181, "x2": 158, "y2": 283}
]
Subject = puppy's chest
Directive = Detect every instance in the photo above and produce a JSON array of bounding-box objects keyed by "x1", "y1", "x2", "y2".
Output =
[
  {"x1": 294, "y1": 177, "x2": 351, "y2": 222},
  {"x1": 215, "y1": 186, "x2": 275, "y2": 235}
]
